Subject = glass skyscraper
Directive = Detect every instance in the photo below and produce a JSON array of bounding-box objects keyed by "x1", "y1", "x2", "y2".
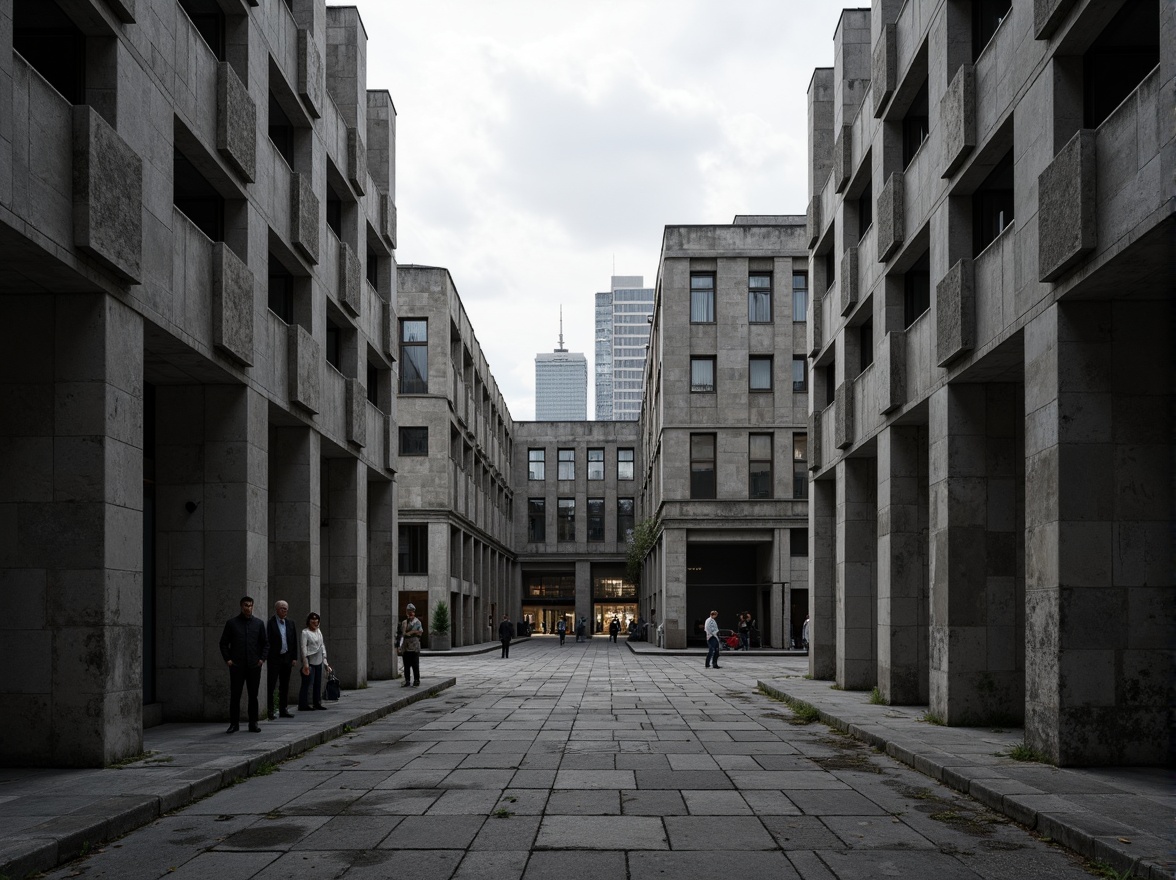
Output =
[
  {"x1": 535, "y1": 316, "x2": 587, "y2": 420},
  {"x1": 594, "y1": 276, "x2": 654, "y2": 421}
]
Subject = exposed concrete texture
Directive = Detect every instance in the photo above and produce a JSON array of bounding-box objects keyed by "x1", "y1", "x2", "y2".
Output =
[
  {"x1": 1038, "y1": 129, "x2": 1096, "y2": 282},
  {"x1": 211, "y1": 242, "x2": 254, "y2": 366},
  {"x1": 1034, "y1": 0, "x2": 1079, "y2": 39},
  {"x1": 297, "y1": 28, "x2": 323, "y2": 118},
  {"x1": 104, "y1": 0, "x2": 135, "y2": 23},
  {"x1": 839, "y1": 245, "x2": 858, "y2": 315},
  {"x1": 380, "y1": 191, "x2": 397, "y2": 248},
  {"x1": 877, "y1": 329, "x2": 906, "y2": 414},
  {"x1": 876, "y1": 171, "x2": 904, "y2": 261},
  {"x1": 287, "y1": 323, "x2": 321, "y2": 414},
  {"x1": 215, "y1": 62, "x2": 256, "y2": 183},
  {"x1": 72, "y1": 106, "x2": 142, "y2": 284},
  {"x1": 832, "y1": 125, "x2": 852, "y2": 192},
  {"x1": 323, "y1": 457, "x2": 367, "y2": 688},
  {"x1": 940, "y1": 63, "x2": 975, "y2": 178},
  {"x1": 338, "y1": 240, "x2": 362, "y2": 317},
  {"x1": 935, "y1": 258, "x2": 974, "y2": 366},
  {"x1": 346, "y1": 126, "x2": 366, "y2": 195},
  {"x1": 872, "y1": 23, "x2": 896, "y2": 117},
  {"x1": 291, "y1": 171, "x2": 320, "y2": 263},
  {"x1": 269, "y1": 425, "x2": 322, "y2": 626},
  {"x1": 806, "y1": 194, "x2": 821, "y2": 248},
  {"x1": 834, "y1": 379, "x2": 854, "y2": 449},
  {"x1": 835, "y1": 457, "x2": 876, "y2": 689},
  {"x1": 366, "y1": 479, "x2": 397, "y2": 680},
  {"x1": 344, "y1": 377, "x2": 366, "y2": 447},
  {"x1": 808, "y1": 408, "x2": 823, "y2": 471}
]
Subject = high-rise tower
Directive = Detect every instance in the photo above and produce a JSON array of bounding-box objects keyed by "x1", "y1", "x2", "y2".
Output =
[
  {"x1": 594, "y1": 276, "x2": 654, "y2": 421},
  {"x1": 535, "y1": 309, "x2": 587, "y2": 420}
]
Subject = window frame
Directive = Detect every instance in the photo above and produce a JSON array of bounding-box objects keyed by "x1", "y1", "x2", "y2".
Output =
[
  {"x1": 617, "y1": 448, "x2": 635, "y2": 481},
  {"x1": 527, "y1": 498, "x2": 546, "y2": 543},
  {"x1": 749, "y1": 433, "x2": 773, "y2": 500},
  {"x1": 398, "y1": 523, "x2": 428, "y2": 574},
  {"x1": 528, "y1": 448, "x2": 546, "y2": 481},
  {"x1": 749, "y1": 355, "x2": 773, "y2": 392},
  {"x1": 587, "y1": 448, "x2": 605, "y2": 481},
  {"x1": 617, "y1": 497, "x2": 635, "y2": 543},
  {"x1": 690, "y1": 433, "x2": 717, "y2": 500},
  {"x1": 792, "y1": 272, "x2": 808, "y2": 322},
  {"x1": 793, "y1": 433, "x2": 808, "y2": 499},
  {"x1": 398, "y1": 426, "x2": 428, "y2": 456},
  {"x1": 690, "y1": 356, "x2": 716, "y2": 393},
  {"x1": 398, "y1": 318, "x2": 428, "y2": 394},
  {"x1": 557, "y1": 448, "x2": 575, "y2": 481},
  {"x1": 557, "y1": 497, "x2": 576, "y2": 542},
  {"x1": 792, "y1": 355, "x2": 807, "y2": 393},
  {"x1": 586, "y1": 497, "x2": 605, "y2": 542},
  {"x1": 689, "y1": 272, "x2": 716, "y2": 323},
  {"x1": 748, "y1": 272, "x2": 772, "y2": 323}
]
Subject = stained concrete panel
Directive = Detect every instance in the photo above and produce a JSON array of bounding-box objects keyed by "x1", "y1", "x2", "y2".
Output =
[
  {"x1": 72, "y1": 106, "x2": 142, "y2": 284},
  {"x1": 212, "y1": 242, "x2": 255, "y2": 366},
  {"x1": 347, "y1": 127, "x2": 366, "y2": 195},
  {"x1": 291, "y1": 172, "x2": 320, "y2": 263},
  {"x1": 1034, "y1": 0, "x2": 1078, "y2": 39},
  {"x1": 833, "y1": 125, "x2": 852, "y2": 193},
  {"x1": 840, "y1": 246, "x2": 859, "y2": 316},
  {"x1": 940, "y1": 64, "x2": 975, "y2": 179},
  {"x1": 216, "y1": 63, "x2": 256, "y2": 183},
  {"x1": 1037, "y1": 129, "x2": 1096, "y2": 282},
  {"x1": 288, "y1": 324, "x2": 321, "y2": 414},
  {"x1": 872, "y1": 23, "x2": 896, "y2": 117},
  {"x1": 935, "y1": 259, "x2": 974, "y2": 366},
  {"x1": 297, "y1": 29, "x2": 323, "y2": 119},
  {"x1": 876, "y1": 172, "x2": 903, "y2": 262},
  {"x1": 339, "y1": 241, "x2": 362, "y2": 317}
]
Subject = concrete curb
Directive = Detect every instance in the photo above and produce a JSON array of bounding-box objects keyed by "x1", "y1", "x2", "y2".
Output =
[
  {"x1": 756, "y1": 681, "x2": 1170, "y2": 880},
  {"x1": 0, "y1": 678, "x2": 456, "y2": 879}
]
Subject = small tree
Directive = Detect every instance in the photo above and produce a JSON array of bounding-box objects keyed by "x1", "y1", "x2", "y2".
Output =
[
  {"x1": 625, "y1": 517, "x2": 659, "y2": 587},
  {"x1": 430, "y1": 599, "x2": 451, "y2": 634}
]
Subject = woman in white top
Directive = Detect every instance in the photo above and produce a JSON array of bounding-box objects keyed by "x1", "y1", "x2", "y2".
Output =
[{"x1": 298, "y1": 612, "x2": 332, "y2": 710}]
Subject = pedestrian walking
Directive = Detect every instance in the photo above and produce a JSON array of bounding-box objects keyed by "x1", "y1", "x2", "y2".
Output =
[
  {"x1": 298, "y1": 612, "x2": 331, "y2": 709},
  {"x1": 738, "y1": 612, "x2": 751, "y2": 651},
  {"x1": 802, "y1": 616, "x2": 811, "y2": 653},
  {"x1": 219, "y1": 596, "x2": 268, "y2": 733},
  {"x1": 576, "y1": 617, "x2": 586, "y2": 642},
  {"x1": 556, "y1": 617, "x2": 567, "y2": 646},
  {"x1": 609, "y1": 616, "x2": 620, "y2": 643},
  {"x1": 399, "y1": 604, "x2": 423, "y2": 687},
  {"x1": 499, "y1": 614, "x2": 514, "y2": 658},
  {"x1": 265, "y1": 599, "x2": 299, "y2": 719},
  {"x1": 704, "y1": 610, "x2": 722, "y2": 669}
]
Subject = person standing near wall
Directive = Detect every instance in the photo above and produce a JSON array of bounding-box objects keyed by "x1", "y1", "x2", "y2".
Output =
[
  {"x1": 399, "y1": 604, "x2": 423, "y2": 687},
  {"x1": 704, "y1": 610, "x2": 722, "y2": 669},
  {"x1": 499, "y1": 614, "x2": 515, "y2": 658},
  {"x1": 298, "y1": 612, "x2": 331, "y2": 709},
  {"x1": 609, "y1": 616, "x2": 620, "y2": 643},
  {"x1": 219, "y1": 596, "x2": 268, "y2": 733},
  {"x1": 556, "y1": 617, "x2": 567, "y2": 646},
  {"x1": 265, "y1": 600, "x2": 299, "y2": 719}
]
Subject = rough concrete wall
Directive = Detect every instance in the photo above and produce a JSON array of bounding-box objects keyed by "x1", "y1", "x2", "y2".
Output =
[
  {"x1": 323, "y1": 458, "x2": 367, "y2": 687},
  {"x1": 835, "y1": 457, "x2": 877, "y2": 689}
]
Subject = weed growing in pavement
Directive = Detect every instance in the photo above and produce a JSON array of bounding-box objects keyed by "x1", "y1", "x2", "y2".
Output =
[
  {"x1": 251, "y1": 762, "x2": 278, "y2": 777},
  {"x1": 756, "y1": 684, "x2": 821, "y2": 724},
  {"x1": 920, "y1": 711, "x2": 946, "y2": 726},
  {"x1": 108, "y1": 750, "x2": 156, "y2": 769},
  {"x1": 492, "y1": 808, "x2": 512, "y2": 819},
  {"x1": 1005, "y1": 742, "x2": 1049, "y2": 763},
  {"x1": 868, "y1": 687, "x2": 888, "y2": 705},
  {"x1": 1086, "y1": 859, "x2": 1137, "y2": 880}
]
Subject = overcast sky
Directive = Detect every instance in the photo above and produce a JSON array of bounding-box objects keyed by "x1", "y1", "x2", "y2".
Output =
[{"x1": 354, "y1": 1, "x2": 863, "y2": 420}]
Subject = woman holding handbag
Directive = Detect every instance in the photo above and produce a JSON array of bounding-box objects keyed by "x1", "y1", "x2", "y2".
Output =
[{"x1": 298, "y1": 612, "x2": 332, "y2": 710}]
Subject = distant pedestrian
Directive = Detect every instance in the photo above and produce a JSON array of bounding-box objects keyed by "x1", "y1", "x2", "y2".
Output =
[
  {"x1": 556, "y1": 617, "x2": 567, "y2": 646},
  {"x1": 265, "y1": 600, "x2": 299, "y2": 719},
  {"x1": 738, "y1": 612, "x2": 750, "y2": 651},
  {"x1": 802, "y1": 616, "x2": 810, "y2": 653},
  {"x1": 399, "y1": 604, "x2": 423, "y2": 687},
  {"x1": 499, "y1": 615, "x2": 515, "y2": 658},
  {"x1": 576, "y1": 617, "x2": 586, "y2": 642},
  {"x1": 298, "y1": 612, "x2": 331, "y2": 709},
  {"x1": 704, "y1": 610, "x2": 722, "y2": 669},
  {"x1": 609, "y1": 617, "x2": 620, "y2": 643},
  {"x1": 219, "y1": 596, "x2": 268, "y2": 733}
]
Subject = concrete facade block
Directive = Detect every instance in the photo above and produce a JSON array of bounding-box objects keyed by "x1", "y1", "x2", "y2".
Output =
[
  {"x1": 381, "y1": 299, "x2": 395, "y2": 359},
  {"x1": 104, "y1": 0, "x2": 135, "y2": 23},
  {"x1": 1038, "y1": 129, "x2": 1097, "y2": 282},
  {"x1": 1034, "y1": 0, "x2": 1078, "y2": 39},
  {"x1": 878, "y1": 330, "x2": 906, "y2": 414},
  {"x1": 936, "y1": 258, "x2": 975, "y2": 367},
  {"x1": 806, "y1": 195, "x2": 821, "y2": 249},
  {"x1": 809, "y1": 409, "x2": 823, "y2": 471},
  {"x1": 833, "y1": 125, "x2": 852, "y2": 193},
  {"x1": 876, "y1": 172, "x2": 904, "y2": 262},
  {"x1": 346, "y1": 127, "x2": 366, "y2": 195},
  {"x1": 834, "y1": 379, "x2": 854, "y2": 449},
  {"x1": 291, "y1": 172, "x2": 320, "y2": 263},
  {"x1": 808, "y1": 287, "x2": 822, "y2": 357},
  {"x1": 216, "y1": 63, "x2": 256, "y2": 183},
  {"x1": 297, "y1": 29, "x2": 323, "y2": 119},
  {"x1": 380, "y1": 191, "x2": 397, "y2": 249},
  {"x1": 287, "y1": 323, "x2": 320, "y2": 414},
  {"x1": 345, "y1": 378, "x2": 366, "y2": 447},
  {"x1": 71, "y1": 106, "x2": 142, "y2": 284},
  {"x1": 839, "y1": 246, "x2": 859, "y2": 316},
  {"x1": 940, "y1": 64, "x2": 975, "y2": 178},
  {"x1": 338, "y1": 241, "x2": 362, "y2": 317},
  {"x1": 211, "y1": 242, "x2": 254, "y2": 366},
  {"x1": 872, "y1": 23, "x2": 896, "y2": 117}
]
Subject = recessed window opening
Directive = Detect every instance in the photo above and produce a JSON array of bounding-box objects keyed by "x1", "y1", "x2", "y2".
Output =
[
  {"x1": 748, "y1": 273, "x2": 772, "y2": 323},
  {"x1": 177, "y1": 0, "x2": 226, "y2": 61},
  {"x1": 749, "y1": 355, "x2": 773, "y2": 391},
  {"x1": 366, "y1": 361, "x2": 380, "y2": 406},
  {"x1": 858, "y1": 177, "x2": 873, "y2": 241},
  {"x1": 793, "y1": 434, "x2": 808, "y2": 499},
  {"x1": 173, "y1": 150, "x2": 224, "y2": 242},
  {"x1": 399, "y1": 426, "x2": 428, "y2": 456},
  {"x1": 1083, "y1": 0, "x2": 1160, "y2": 129},
  {"x1": 557, "y1": 498, "x2": 575, "y2": 542},
  {"x1": 366, "y1": 250, "x2": 379, "y2": 288},
  {"x1": 824, "y1": 362, "x2": 836, "y2": 407},
  {"x1": 268, "y1": 92, "x2": 295, "y2": 168},
  {"x1": 587, "y1": 498, "x2": 605, "y2": 542},
  {"x1": 557, "y1": 448, "x2": 575, "y2": 481},
  {"x1": 792, "y1": 356, "x2": 807, "y2": 393},
  {"x1": 903, "y1": 79, "x2": 930, "y2": 168},
  {"x1": 690, "y1": 273, "x2": 716, "y2": 322},
  {"x1": 973, "y1": 151, "x2": 1014, "y2": 256},
  {"x1": 973, "y1": 0, "x2": 1011, "y2": 61},
  {"x1": 690, "y1": 357, "x2": 716, "y2": 393},
  {"x1": 325, "y1": 318, "x2": 341, "y2": 370},
  {"x1": 527, "y1": 499, "x2": 545, "y2": 542},
  {"x1": 749, "y1": 433, "x2": 773, "y2": 499},
  {"x1": 398, "y1": 524, "x2": 428, "y2": 573},
  {"x1": 587, "y1": 448, "x2": 604, "y2": 481},
  {"x1": 792, "y1": 272, "x2": 808, "y2": 321},
  {"x1": 617, "y1": 498, "x2": 635, "y2": 543},
  {"x1": 690, "y1": 434, "x2": 717, "y2": 499},
  {"x1": 790, "y1": 527, "x2": 808, "y2": 555},
  {"x1": 399, "y1": 319, "x2": 428, "y2": 393},
  {"x1": 617, "y1": 448, "x2": 634, "y2": 480},
  {"x1": 824, "y1": 248, "x2": 836, "y2": 292},
  {"x1": 326, "y1": 184, "x2": 343, "y2": 239},
  {"x1": 528, "y1": 448, "x2": 545, "y2": 481},
  {"x1": 267, "y1": 253, "x2": 294, "y2": 323},
  {"x1": 904, "y1": 250, "x2": 931, "y2": 328},
  {"x1": 858, "y1": 318, "x2": 874, "y2": 372},
  {"x1": 12, "y1": 0, "x2": 85, "y2": 105}
]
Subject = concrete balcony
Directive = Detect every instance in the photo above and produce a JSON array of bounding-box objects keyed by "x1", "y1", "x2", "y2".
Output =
[
  {"x1": 974, "y1": 227, "x2": 1016, "y2": 350},
  {"x1": 287, "y1": 323, "x2": 321, "y2": 414}
]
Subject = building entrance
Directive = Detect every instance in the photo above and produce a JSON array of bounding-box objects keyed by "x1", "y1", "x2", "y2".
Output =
[{"x1": 593, "y1": 603, "x2": 637, "y2": 635}]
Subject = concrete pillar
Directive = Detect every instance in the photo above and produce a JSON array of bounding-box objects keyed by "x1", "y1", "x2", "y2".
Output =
[
  {"x1": 928, "y1": 383, "x2": 1023, "y2": 725},
  {"x1": 659, "y1": 528, "x2": 688, "y2": 648},
  {"x1": 269, "y1": 425, "x2": 321, "y2": 632},
  {"x1": 1024, "y1": 301, "x2": 1173, "y2": 765},
  {"x1": 323, "y1": 457, "x2": 367, "y2": 688},
  {"x1": 877, "y1": 425, "x2": 929, "y2": 704},
  {"x1": 366, "y1": 478, "x2": 396, "y2": 679},
  {"x1": 771, "y1": 581, "x2": 785, "y2": 651},
  {"x1": 0, "y1": 294, "x2": 144, "y2": 766},
  {"x1": 836, "y1": 457, "x2": 877, "y2": 689},
  {"x1": 575, "y1": 558, "x2": 592, "y2": 637},
  {"x1": 809, "y1": 477, "x2": 836, "y2": 679}
]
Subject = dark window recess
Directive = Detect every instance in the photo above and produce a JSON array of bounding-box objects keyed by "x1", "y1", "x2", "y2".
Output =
[
  {"x1": 399, "y1": 427, "x2": 428, "y2": 456},
  {"x1": 792, "y1": 356, "x2": 807, "y2": 393},
  {"x1": 366, "y1": 250, "x2": 379, "y2": 288},
  {"x1": 617, "y1": 498, "x2": 635, "y2": 543},
  {"x1": 178, "y1": 0, "x2": 226, "y2": 61},
  {"x1": 973, "y1": 151, "x2": 1014, "y2": 256},
  {"x1": 973, "y1": 0, "x2": 1011, "y2": 60},
  {"x1": 268, "y1": 92, "x2": 295, "y2": 168},
  {"x1": 527, "y1": 499, "x2": 545, "y2": 543},
  {"x1": 367, "y1": 362, "x2": 380, "y2": 406},
  {"x1": 587, "y1": 498, "x2": 605, "y2": 542},
  {"x1": 1084, "y1": 0, "x2": 1160, "y2": 129},
  {"x1": 790, "y1": 528, "x2": 808, "y2": 556},
  {"x1": 858, "y1": 178, "x2": 873, "y2": 240},
  {"x1": 325, "y1": 319, "x2": 341, "y2": 370},
  {"x1": 904, "y1": 251, "x2": 931, "y2": 328},
  {"x1": 398, "y1": 524, "x2": 428, "y2": 574},
  {"x1": 824, "y1": 248, "x2": 836, "y2": 291},
  {"x1": 903, "y1": 79, "x2": 930, "y2": 168},
  {"x1": 174, "y1": 150, "x2": 224, "y2": 242},
  {"x1": 326, "y1": 186, "x2": 343, "y2": 238},
  {"x1": 792, "y1": 272, "x2": 808, "y2": 321},
  {"x1": 12, "y1": 0, "x2": 85, "y2": 105},
  {"x1": 267, "y1": 254, "x2": 294, "y2": 323},
  {"x1": 824, "y1": 362, "x2": 836, "y2": 407},
  {"x1": 690, "y1": 434, "x2": 717, "y2": 500},
  {"x1": 859, "y1": 318, "x2": 874, "y2": 372}
]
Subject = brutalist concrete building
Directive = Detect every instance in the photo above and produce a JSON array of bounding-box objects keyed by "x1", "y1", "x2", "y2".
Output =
[
  {"x1": 638, "y1": 218, "x2": 812, "y2": 650},
  {"x1": 805, "y1": 2, "x2": 1173, "y2": 764},
  {"x1": 1, "y1": 0, "x2": 400, "y2": 766}
]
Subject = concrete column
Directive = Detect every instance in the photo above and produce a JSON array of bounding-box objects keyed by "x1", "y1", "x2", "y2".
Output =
[
  {"x1": 1025, "y1": 301, "x2": 1173, "y2": 765},
  {"x1": 1, "y1": 294, "x2": 144, "y2": 766},
  {"x1": 928, "y1": 383, "x2": 1023, "y2": 725},
  {"x1": 836, "y1": 457, "x2": 877, "y2": 689},
  {"x1": 575, "y1": 558, "x2": 592, "y2": 637},
  {"x1": 771, "y1": 581, "x2": 785, "y2": 651},
  {"x1": 809, "y1": 477, "x2": 836, "y2": 678},
  {"x1": 366, "y1": 478, "x2": 396, "y2": 679},
  {"x1": 877, "y1": 424, "x2": 929, "y2": 704},
  {"x1": 659, "y1": 528, "x2": 688, "y2": 648},
  {"x1": 269, "y1": 425, "x2": 321, "y2": 632},
  {"x1": 323, "y1": 457, "x2": 367, "y2": 688}
]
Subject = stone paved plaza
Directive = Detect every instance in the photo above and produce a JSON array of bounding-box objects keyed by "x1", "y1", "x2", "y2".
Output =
[{"x1": 44, "y1": 638, "x2": 1105, "y2": 880}]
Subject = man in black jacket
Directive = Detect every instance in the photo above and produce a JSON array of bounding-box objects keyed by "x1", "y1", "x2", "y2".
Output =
[
  {"x1": 219, "y1": 596, "x2": 268, "y2": 733},
  {"x1": 498, "y1": 615, "x2": 514, "y2": 659},
  {"x1": 265, "y1": 600, "x2": 299, "y2": 719}
]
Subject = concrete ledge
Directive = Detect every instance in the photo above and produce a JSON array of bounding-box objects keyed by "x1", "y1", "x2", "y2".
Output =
[
  {"x1": 872, "y1": 23, "x2": 896, "y2": 117},
  {"x1": 832, "y1": 125, "x2": 852, "y2": 193},
  {"x1": 1034, "y1": 0, "x2": 1078, "y2": 39},
  {"x1": 878, "y1": 329, "x2": 906, "y2": 414},
  {"x1": 104, "y1": 0, "x2": 135, "y2": 23},
  {"x1": 806, "y1": 195, "x2": 821, "y2": 249},
  {"x1": 1038, "y1": 129, "x2": 1097, "y2": 282},
  {"x1": 935, "y1": 258, "x2": 974, "y2": 366},
  {"x1": 839, "y1": 246, "x2": 858, "y2": 316},
  {"x1": 876, "y1": 172, "x2": 903, "y2": 262},
  {"x1": 940, "y1": 64, "x2": 975, "y2": 179},
  {"x1": 807, "y1": 288, "x2": 822, "y2": 357},
  {"x1": 381, "y1": 299, "x2": 396, "y2": 358},
  {"x1": 347, "y1": 127, "x2": 367, "y2": 195},
  {"x1": 380, "y1": 191, "x2": 397, "y2": 249},
  {"x1": 297, "y1": 29, "x2": 323, "y2": 118},
  {"x1": 834, "y1": 378, "x2": 854, "y2": 449},
  {"x1": 291, "y1": 172, "x2": 320, "y2": 263},
  {"x1": 339, "y1": 240, "x2": 362, "y2": 316},
  {"x1": 808, "y1": 408, "x2": 823, "y2": 471},
  {"x1": 345, "y1": 377, "x2": 366, "y2": 447}
]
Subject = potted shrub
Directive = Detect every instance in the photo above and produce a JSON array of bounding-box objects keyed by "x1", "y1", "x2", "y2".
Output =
[{"x1": 429, "y1": 600, "x2": 451, "y2": 651}]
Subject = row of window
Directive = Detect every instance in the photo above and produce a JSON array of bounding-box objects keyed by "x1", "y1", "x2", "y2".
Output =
[
  {"x1": 528, "y1": 448, "x2": 634, "y2": 481},
  {"x1": 689, "y1": 273, "x2": 808, "y2": 324},
  {"x1": 527, "y1": 498, "x2": 636, "y2": 544},
  {"x1": 689, "y1": 433, "x2": 808, "y2": 500},
  {"x1": 690, "y1": 355, "x2": 807, "y2": 394}
]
